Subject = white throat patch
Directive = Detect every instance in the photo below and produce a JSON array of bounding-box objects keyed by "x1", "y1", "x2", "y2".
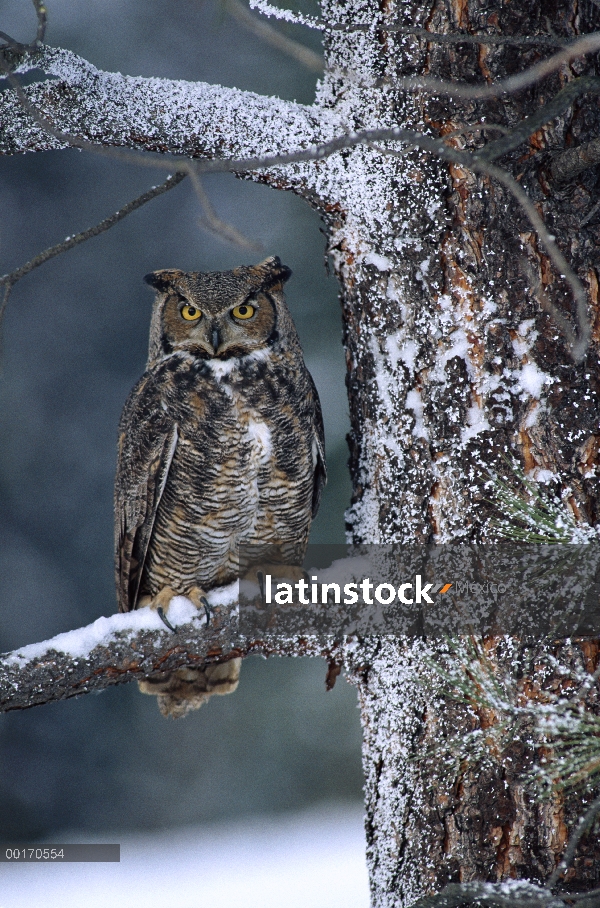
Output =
[{"x1": 206, "y1": 347, "x2": 272, "y2": 380}]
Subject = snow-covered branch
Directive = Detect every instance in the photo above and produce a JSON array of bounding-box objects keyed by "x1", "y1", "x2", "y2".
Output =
[
  {"x1": 224, "y1": 0, "x2": 323, "y2": 71},
  {"x1": 0, "y1": 592, "x2": 329, "y2": 713},
  {"x1": 247, "y1": 0, "x2": 581, "y2": 47},
  {"x1": 1, "y1": 33, "x2": 596, "y2": 358},
  {"x1": 0, "y1": 46, "x2": 322, "y2": 176}
]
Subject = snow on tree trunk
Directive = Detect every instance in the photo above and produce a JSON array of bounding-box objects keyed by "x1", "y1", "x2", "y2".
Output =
[
  {"x1": 2, "y1": 0, "x2": 600, "y2": 903},
  {"x1": 307, "y1": 0, "x2": 600, "y2": 904}
]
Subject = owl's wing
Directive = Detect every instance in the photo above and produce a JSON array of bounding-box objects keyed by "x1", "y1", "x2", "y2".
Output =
[
  {"x1": 114, "y1": 382, "x2": 179, "y2": 612},
  {"x1": 309, "y1": 374, "x2": 327, "y2": 519}
]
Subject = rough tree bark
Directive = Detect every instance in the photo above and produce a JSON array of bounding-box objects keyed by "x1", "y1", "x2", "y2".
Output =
[
  {"x1": 1, "y1": 0, "x2": 600, "y2": 905},
  {"x1": 327, "y1": 2, "x2": 600, "y2": 903}
]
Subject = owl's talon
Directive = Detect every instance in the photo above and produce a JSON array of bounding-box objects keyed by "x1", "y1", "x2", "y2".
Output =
[
  {"x1": 200, "y1": 596, "x2": 213, "y2": 626},
  {"x1": 157, "y1": 606, "x2": 177, "y2": 633}
]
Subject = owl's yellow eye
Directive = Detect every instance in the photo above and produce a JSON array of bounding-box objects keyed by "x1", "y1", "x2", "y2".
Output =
[
  {"x1": 181, "y1": 304, "x2": 202, "y2": 321},
  {"x1": 232, "y1": 304, "x2": 255, "y2": 320}
]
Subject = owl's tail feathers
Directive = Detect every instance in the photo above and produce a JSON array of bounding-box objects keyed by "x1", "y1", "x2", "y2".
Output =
[{"x1": 138, "y1": 658, "x2": 242, "y2": 719}]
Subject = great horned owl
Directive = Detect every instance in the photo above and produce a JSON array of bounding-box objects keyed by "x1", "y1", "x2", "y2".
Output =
[{"x1": 114, "y1": 257, "x2": 326, "y2": 718}]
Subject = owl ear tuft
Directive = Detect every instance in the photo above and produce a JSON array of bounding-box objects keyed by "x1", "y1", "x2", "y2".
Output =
[
  {"x1": 258, "y1": 256, "x2": 292, "y2": 290},
  {"x1": 143, "y1": 270, "x2": 182, "y2": 292}
]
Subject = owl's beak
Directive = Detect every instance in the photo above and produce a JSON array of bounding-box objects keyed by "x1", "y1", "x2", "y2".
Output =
[{"x1": 211, "y1": 326, "x2": 221, "y2": 353}]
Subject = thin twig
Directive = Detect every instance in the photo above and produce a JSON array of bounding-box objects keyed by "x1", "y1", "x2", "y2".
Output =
[
  {"x1": 248, "y1": 0, "x2": 577, "y2": 45},
  {"x1": 187, "y1": 169, "x2": 264, "y2": 252},
  {"x1": 393, "y1": 33, "x2": 600, "y2": 99},
  {"x1": 479, "y1": 76, "x2": 600, "y2": 162},
  {"x1": 580, "y1": 198, "x2": 600, "y2": 227},
  {"x1": 223, "y1": 0, "x2": 323, "y2": 72},
  {"x1": 3, "y1": 43, "x2": 592, "y2": 355},
  {"x1": 0, "y1": 59, "x2": 260, "y2": 252},
  {"x1": 0, "y1": 173, "x2": 187, "y2": 322},
  {"x1": 0, "y1": 0, "x2": 46, "y2": 55}
]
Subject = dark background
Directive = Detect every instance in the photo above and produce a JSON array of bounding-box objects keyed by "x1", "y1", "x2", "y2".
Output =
[{"x1": 0, "y1": 0, "x2": 362, "y2": 840}]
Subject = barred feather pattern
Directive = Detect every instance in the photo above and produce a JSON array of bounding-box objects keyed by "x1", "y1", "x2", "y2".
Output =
[{"x1": 114, "y1": 257, "x2": 326, "y2": 615}]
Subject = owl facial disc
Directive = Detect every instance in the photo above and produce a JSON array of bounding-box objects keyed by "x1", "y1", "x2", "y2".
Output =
[{"x1": 144, "y1": 257, "x2": 293, "y2": 362}]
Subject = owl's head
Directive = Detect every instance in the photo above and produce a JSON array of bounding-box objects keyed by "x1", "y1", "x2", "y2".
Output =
[{"x1": 143, "y1": 256, "x2": 295, "y2": 366}]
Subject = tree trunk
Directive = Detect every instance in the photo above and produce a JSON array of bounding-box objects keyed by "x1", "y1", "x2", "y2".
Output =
[
  {"x1": 310, "y1": 1, "x2": 600, "y2": 904},
  {"x1": 2, "y1": 0, "x2": 600, "y2": 903}
]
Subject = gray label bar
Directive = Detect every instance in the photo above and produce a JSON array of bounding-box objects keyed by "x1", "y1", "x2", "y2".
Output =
[
  {"x1": 238, "y1": 543, "x2": 600, "y2": 637},
  {"x1": 0, "y1": 845, "x2": 120, "y2": 862}
]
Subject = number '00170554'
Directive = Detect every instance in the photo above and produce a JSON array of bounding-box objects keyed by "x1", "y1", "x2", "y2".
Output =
[{"x1": 4, "y1": 848, "x2": 65, "y2": 860}]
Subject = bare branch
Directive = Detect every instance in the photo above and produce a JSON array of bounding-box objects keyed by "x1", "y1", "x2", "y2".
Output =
[
  {"x1": 0, "y1": 172, "x2": 187, "y2": 323},
  {"x1": 223, "y1": 0, "x2": 323, "y2": 72},
  {"x1": 1, "y1": 60, "x2": 262, "y2": 256},
  {"x1": 187, "y1": 170, "x2": 264, "y2": 252},
  {"x1": 248, "y1": 0, "x2": 584, "y2": 47},
  {"x1": 394, "y1": 33, "x2": 600, "y2": 100},
  {"x1": 551, "y1": 135, "x2": 600, "y2": 184},
  {"x1": 0, "y1": 600, "x2": 330, "y2": 712},
  {"x1": 0, "y1": 0, "x2": 46, "y2": 56},
  {"x1": 479, "y1": 76, "x2": 600, "y2": 162}
]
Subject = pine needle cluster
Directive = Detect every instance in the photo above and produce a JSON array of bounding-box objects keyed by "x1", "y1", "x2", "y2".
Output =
[
  {"x1": 433, "y1": 638, "x2": 600, "y2": 798},
  {"x1": 488, "y1": 460, "x2": 597, "y2": 544}
]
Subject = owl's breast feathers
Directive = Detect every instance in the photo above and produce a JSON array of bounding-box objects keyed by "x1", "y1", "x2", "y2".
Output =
[{"x1": 114, "y1": 347, "x2": 326, "y2": 611}]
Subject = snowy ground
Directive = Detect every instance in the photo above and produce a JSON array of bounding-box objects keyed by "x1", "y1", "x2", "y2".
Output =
[{"x1": 1, "y1": 804, "x2": 369, "y2": 908}]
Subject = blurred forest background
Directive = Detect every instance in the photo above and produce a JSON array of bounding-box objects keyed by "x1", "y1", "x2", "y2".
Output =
[{"x1": 0, "y1": 0, "x2": 363, "y2": 840}]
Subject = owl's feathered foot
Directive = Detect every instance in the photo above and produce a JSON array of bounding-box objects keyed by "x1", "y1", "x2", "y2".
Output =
[
  {"x1": 141, "y1": 585, "x2": 212, "y2": 630},
  {"x1": 138, "y1": 658, "x2": 242, "y2": 718},
  {"x1": 137, "y1": 585, "x2": 237, "y2": 717}
]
